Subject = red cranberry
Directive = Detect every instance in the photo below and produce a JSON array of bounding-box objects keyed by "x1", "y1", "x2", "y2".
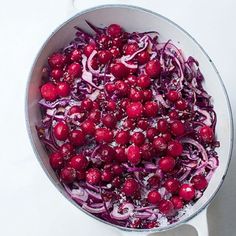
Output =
[
  {"x1": 137, "y1": 75, "x2": 151, "y2": 88},
  {"x1": 97, "y1": 34, "x2": 110, "y2": 49},
  {"x1": 101, "y1": 169, "x2": 113, "y2": 182},
  {"x1": 120, "y1": 98, "x2": 130, "y2": 109},
  {"x1": 48, "y1": 53, "x2": 66, "y2": 68},
  {"x1": 114, "y1": 147, "x2": 127, "y2": 163},
  {"x1": 70, "y1": 49, "x2": 82, "y2": 62},
  {"x1": 111, "y1": 63, "x2": 128, "y2": 78},
  {"x1": 67, "y1": 62, "x2": 82, "y2": 77},
  {"x1": 98, "y1": 50, "x2": 112, "y2": 64},
  {"x1": 164, "y1": 178, "x2": 180, "y2": 193},
  {"x1": 88, "y1": 110, "x2": 101, "y2": 123},
  {"x1": 68, "y1": 105, "x2": 81, "y2": 115},
  {"x1": 81, "y1": 119, "x2": 95, "y2": 135},
  {"x1": 102, "y1": 114, "x2": 117, "y2": 128},
  {"x1": 97, "y1": 144, "x2": 115, "y2": 163},
  {"x1": 123, "y1": 118, "x2": 136, "y2": 130},
  {"x1": 144, "y1": 101, "x2": 159, "y2": 117},
  {"x1": 95, "y1": 128, "x2": 113, "y2": 143},
  {"x1": 175, "y1": 99, "x2": 188, "y2": 111},
  {"x1": 107, "y1": 24, "x2": 123, "y2": 38},
  {"x1": 90, "y1": 57, "x2": 99, "y2": 70},
  {"x1": 143, "y1": 90, "x2": 153, "y2": 101},
  {"x1": 158, "y1": 200, "x2": 174, "y2": 215},
  {"x1": 141, "y1": 143, "x2": 155, "y2": 161},
  {"x1": 83, "y1": 44, "x2": 96, "y2": 57},
  {"x1": 159, "y1": 156, "x2": 176, "y2": 172},
  {"x1": 112, "y1": 176, "x2": 122, "y2": 188},
  {"x1": 145, "y1": 59, "x2": 161, "y2": 77},
  {"x1": 56, "y1": 82, "x2": 70, "y2": 97},
  {"x1": 157, "y1": 119, "x2": 168, "y2": 133},
  {"x1": 167, "y1": 90, "x2": 180, "y2": 102},
  {"x1": 131, "y1": 132, "x2": 145, "y2": 146},
  {"x1": 92, "y1": 101, "x2": 99, "y2": 110},
  {"x1": 137, "y1": 51, "x2": 150, "y2": 64},
  {"x1": 59, "y1": 143, "x2": 74, "y2": 158},
  {"x1": 122, "y1": 178, "x2": 139, "y2": 197},
  {"x1": 127, "y1": 145, "x2": 141, "y2": 165},
  {"x1": 70, "y1": 154, "x2": 88, "y2": 171},
  {"x1": 81, "y1": 98, "x2": 93, "y2": 111},
  {"x1": 41, "y1": 82, "x2": 58, "y2": 101},
  {"x1": 53, "y1": 121, "x2": 69, "y2": 141},
  {"x1": 124, "y1": 42, "x2": 139, "y2": 55},
  {"x1": 49, "y1": 152, "x2": 63, "y2": 169},
  {"x1": 129, "y1": 88, "x2": 143, "y2": 102},
  {"x1": 148, "y1": 175, "x2": 160, "y2": 187},
  {"x1": 76, "y1": 170, "x2": 86, "y2": 180},
  {"x1": 112, "y1": 164, "x2": 124, "y2": 175},
  {"x1": 170, "y1": 120, "x2": 185, "y2": 136},
  {"x1": 112, "y1": 37, "x2": 124, "y2": 48},
  {"x1": 115, "y1": 80, "x2": 130, "y2": 95},
  {"x1": 50, "y1": 69, "x2": 63, "y2": 80},
  {"x1": 171, "y1": 196, "x2": 184, "y2": 209},
  {"x1": 162, "y1": 133, "x2": 172, "y2": 142},
  {"x1": 179, "y1": 184, "x2": 196, "y2": 201},
  {"x1": 110, "y1": 46, "x2": 121, "y2": 58},
  {"x1": 106, "y1": 100, "x2": 116, "y2": 111},
  {"x1": 105, "y1": 83, "x2": 116, "y2": 94},
  {"x1": 137, "y1": 119, "x2": 149, "y2": 130},
  {"x1": 60, "y1": 167, "x2": 76, "y2": 184},
  {"x1": 153, "y1": 137, "x2": 167, "y2": 152},
  {"x1": 191, "y1": 175, "x2": 208, "y2": 190},
  {"x1": 69, "y1": 129, "x2": 85, "y2": 146},
  {"x1": 147, "y1": 190, "x2": 161, "y2": 204},
  {"x1": 126, "y1": 102, "x2": 143, "y2": 119},
  {"x1": 199, "y1": 126, "x2": 214, "y2": 143},
  {"x1": 146, "y1": 127, "x2": 158, "y2": 141},
  {"x1": 115, "y1": 130, "x2": 130, "y2": 145},
  {"x1": 126, "y1": 75, "x2": 137, "y2": 86},
  {"x1": 169, "y1": 110, "x2": 179, "y2": 120},
  {"x1": 86, "y1": 168, "x2": 101, "y2": 185},
  {"x1": 167, "y1": 140, "x2": 183, "y2": 157}
]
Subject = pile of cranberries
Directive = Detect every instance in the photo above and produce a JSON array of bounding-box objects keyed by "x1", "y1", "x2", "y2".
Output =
[{"x1": 37, "y1": 23, "x2": 218, "y2": 228}]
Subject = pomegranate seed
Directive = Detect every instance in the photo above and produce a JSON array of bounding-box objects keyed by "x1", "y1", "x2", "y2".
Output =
[
  {"x1": 114, "y1": 147, "x2": 127, "y2": 163},
  {"x1": 81, "y1": 119, "x2": 96, "y2": 135},
  {"x1": 199, "y1": 125, "x2": 214, "y2": 143},
  {"x1": 146, "y1": 127, "x2": 158, "y2": 141},
  {"x1": 115, "y1": 80, "x2": 130, "y2": 96},
  {"x1": 137, "y1": 75, "x2": 151, "y2": 88},
  {"x1": 145, "y1": 59, "x2": 161, "y2": 77},
  {"x1": 137, "y1": 51, "x2": 150, "y2": 64},
  {"x1": 143, "y1": 90, "x2": 153, "y2": 101},
  {"x1": 56, "y1": 82, "x2": 70, "y2": 97},
  {"x1": 59, "y1": 143, "x2": 74, "y2": 158},
  {"x1": 81, "y1": 98, "x2": 93, "y2": 111},
  {"x1": 175, "y1": 99, "x2": 188, "y2": 111},
  {"x1": 102, "y1": 114, "x2": 117, "y2": 128},
  {"x1": 169, "y1": 110, "x2": 179, "y2": 120},
  {"x1": 148, "y1": 175, "x2": 160, "y2": 187},
  {"x1": 179, "y1": 184, "x2": 196, "y2": 201},
  {"x1": 137, "y1": 119, "x2": 149, "y2": 130},
  {"x1": 167, "y1": 90, "x2": 180, "y2": 102},
  {"x1": 153, "y1": 137, "x2": 167, "y2": 152},
  {"x1": 112, "y1": 164, "x2": 124, "y2": 175},
  {"x1": 97, "y1": 144, "x2": 115, "y2": 163},
  {"x1": 159, "y1": 156, "x2": 176, "y2": 172},
  {"x1": 110, "y1": 46, "x2": 121, "y2": 58},
  {"x1": 131, "y1": 132, "x2": 145, "y2": 146},
  {"x1": 170, "y1": 120, "x2": 185, "y2": 136},
  {"x1": 98, "y1": 50, "x2": 112, "y2": 64},
  {"x1": 106, "y1": 100, "x2": 116, "y2": 111},
  {"x1": 157, "y1": 119, "x2": 168, "y2": 133},
  {"x1": 49, "y1": 152, "x2": 63, "y2": 169},
  {"x1": 115, "y1": 130, "x2": 130, "y2": 145},
  {"x1": 107, "y1": 24, "x2": 123, "y2": 38},
  {"x1": 147, "y1": 190, "x2": 161, "y2": 204},
  {"x1": 48, "y1": 53, "x2": 66, "y2": 68},
  {"x1": 111, "y1": 63, "x2": 128, "y2": 78},
  {"x1": 105, "y1": 83, "x2": 116, "y2": 94},
  {"x1": 140, "y1": 143, "x2": 155, "y2": 161},
  {"x1": 122, "y1": 178, "x2": 139, "y2": 197},
  {"x1": 124, "y1": 42, "x2": 139, "y2": 55},
  {"x1": 53, "y1": 121, "x2": 69, "y2": 141},
  {"x1": 67, "y1": 62, "x2": 82, "y2": 77},
  {"x1": 88, "y1": 110, "x2": 101, "y2": 123},
  {"x1": 191, "y1": 175, "x2": 208, "y2": 190},
  {"x1": 164, "y1": 178, "x2": 180, "y2": 193},
  {"x1": 126, "y1": 75, "x2": 137, "y2": 86},
  {"x1": 144, "y1": 101, "x2": 159, "y2": 117},
  {"x1": 60, "y1": 167, "x2": 76, "y2": 184},
  {"x1": 127, "y1": 145, "x2": 141, "y2": 165},
  {"x1": 83, "y1": 44, "x2": 96, "y2": 57},
  {"x1": 112, "y1": 176, "x2": 122, "y2": 188},
  {"x1": 97, "y1": 34, "x2": 110, "y2": 49},
  {"x1": 95, "y1": 128, "x2": 113, "y2": 143},
  {"x1": 70, "y1": 49, "x2": 82, "y2": 62},
  {"x1": 162, "y1": 133, "x2": 172, "y2": 142},
  {"x1": 41, "y1": 82, "x2": 58, "y2": 101},
  {"x1": 129, "y1": 88, "x2": 143, "y2": 102},
  {"x1": 86, "y1": 168, "x2": 101, "y2": 185},
  {"x1": 158, "y1": 200, "x2": 174, "y2": 215},
  {"x1": 167, "y1": 140, "x2": 183, "y2": 157},
  {"x1": 50, "y1": 69, "x2": 63, "y2": 80},
  {"x1": 68, "y1": 105, "x2": 81, "y2": 115},
  {"x1": 171, "y1": 196, "x2": 183, "y2": 209},
  {"x1": 126, "y1": 102, "x2": 143, "y2": 119},
  {"x1": 70, "y1": 154, "x2": 88, "y2": 171},
  {"x1": 101, "y1": 169, "x2": 113, "y2": 182},
  {"x1": 69, "y1": 129, "x2": 85, "y2": 146}
]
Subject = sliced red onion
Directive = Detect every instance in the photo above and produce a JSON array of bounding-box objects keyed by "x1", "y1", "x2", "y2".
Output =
[
  {"x1": 120, "y1": 56, "x2": 138, "y2": 69},
  {"x1": 155, "y1": 94, "x2": 170, "y2": 108},
  {"x1": 193, "y1": 162, "x2": 208, "y2": 175},
  {"x1": 86, "y1": 183, "x2": 100, "y2": 192},
  {"x1": 87, "y1": 50, "x2": 100, "y2": 74},
  {"x1": 135, "y1": 211, "x2": 152, "y2": 219},
  {"x1": 82, "y1": 201, "x2": 110, "y2": 214},
  {"x1": 144, "y1": 163, "x2": 158, "y2": 170},
  {"x1": 71, "y1": 188, "x2": 88, "y2": 202},
  {"x1": 88, "y1": 89, "x2": 100, "y2": 101},
  {"x1": 178, "y1": 168, "x2": 191, "y2": 182},
  {"x1": 194, "y1": 106, "x2": 212, "y2": 126},
  {"x1": 86, "y1": 189, "x2": 102, "y2": 200},
  {"x1": 206, "y1": 170, "x2": 214, "y2": 182},
  {"x1": 110, "y1": 203, "x2": 134, "y2": 220},
  {"x1": 207, "y1": 157, "x2": 219, "y2": 170}
]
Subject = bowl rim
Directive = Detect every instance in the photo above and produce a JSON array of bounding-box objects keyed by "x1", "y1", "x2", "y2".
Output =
[{"x1": 25, "y1": 3, "x2": 234, "y2": 233}]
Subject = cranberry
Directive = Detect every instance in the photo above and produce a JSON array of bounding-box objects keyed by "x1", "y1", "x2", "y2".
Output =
[
  {"x1": 167, "y1": 140, "x2": 183, "y2": 157},
  {"x1": 59, "y1": 143, "x2": 74, "y2": 158},
  {"x1": 147, "y1": 190, "x2": 161, "y2": 204},
  {"x1": 179, "y1": 184, "x2": 196, "y2": 201},
  {"x1": 105, "y1": 83, "x2": 116, "y2": 94},
  {"x1": 110, "y1": 46, "x2": 121, "y2": 58},
  {"x1": 169, "y1": 110, "x2": 179, "y2": 120},
  {"x1": 170, "y1": 120, "x2": 185, "y2": 136},
  {"x1": 153, "y1": 137, "x2": 167, "y2": 152},
  {"x1": 157, "y1": 119, "x2": 168, "y2": 133},
  {"x1": 68, "y1": 105, "x2": 81, "y2": 115},
  {"x1": 122, "y1": 178, "x2": 139, "y2": 197},
  {"x1": 40, "y1": 82, "x2": 58, "y2": 101},
  {"x1": 56, "y1": 82, "x2": 70, "y2": 97},
  {"x1": 137, "y1": 75, "x2": 151, "y2": 88},
  {"x1": 97, "y1": 34, "x2": 110, "y2": 49},
  {"x1": 115, "y1": 130, "x2": 130, "y2": 145},
  {"x1": 112, "y1": 176, "x2": 122, "y2": 188},
  {"x1": 81, "y1": 119, "x2": 95, "y2": 135},
  {"x1": 97, "y1": 50, "x2": 112, "y2": 64},
  {"x1": 131, "y1": 132, "x2": 145, "y2": 146},
  {"x1": 127, "y1": 145, "x2": 141, "y2": 165},
  {"x1": 102, "y1": 114, "x2": 117, "y2": 128},
  {"x1": 145, "y1": 59, "x2": 161, "y2": 77},
  {"x1": 191, "y1": 175, "x2": 208, "y2": 190},
  {"x1": 112, "y1": 37, "x2": 124, "y2": 48},
  {"x1": 60, "y1": 167, "x2": 76, "y2": 184},
  {"x1": 97, "y1": 144, "x2": 115, "y2": 163},
  {"x1": 114, "y1": 147, "x2": 127, "y2": 163},
  {"x1": 143, "y1": 90, "x2": 153, "y2": 101},
  {"x1": 175, "y1": 99, "x2": 188, "y2": 111},
  {"x1": 53, "y1": 121, "x2": 69, "y2": 141},
  {"x1": 92, "y1": 101, "x2": 99, "y2": 110},
  {"x1": 101, "y1": 169, "x2": 113, "y2": 182},
  {"x1": 49, "y1": 152, "x2": 63, "y2": 169},
  {"x1": 69, "y1": 130, "x2": 85, "y2": 146},
  {"x1": 81, "y1": 98, "x2": 93, "y2": 111},
  {"x1": 120, "y1": 98, "x2": 130, "y2": 109},
  {"x1": 167, "y1": 90, "x2": 180, "y2": 102},
  {"x1": 124, "y1": 42, "x2": 139, "y2": 55},
  {"x1": 162, "y1": 133, "x2": 172, "y2": 142},
  {"x1": 70, "y1": 49, "x2": 82, "y2": 62},
  {"x1": 199, "y1": 126, "x2": 214, "y2": 143},
  {"x1": 141, "y1": 143, "x2": 155, "y2": 161},
  {"x1": 148, "y1": 175, "x2": 160, "y2": 187},
  {"x1": 137, "y1": 119, "x2": 149, "y2": 130},
  {"x1": 129, "y1": 88, "x2": 143, "y2": 102},
  {"x1": 158, "y1": 200, "x2": 174, "y2": 215},
  {"x1": 144, "y1": 101, "x2": 159, "y2": 117},
  {"x1": 112, "y1": 164, "x2": 124, "y2": 175},
  {"x1": 83, "y1": 44, "x2": 96, "y2": 57},
  {"x1": 106, "y1": 100, "x2": 116, "y2": 111},
  {"x1": 88, "y1": 110, "x2": 101, "y2": 123},
  {"x1": 111, "y1": 63, "x2": 128, "y2": 78},
  {"x1": 126, "y1": 102, "x2": 143, "y2": 119},
  {"x1": 171, "y1": 196, "x2": 183, "y2": 209},
  {"x1": 164, "y1": 178, "x2": 180, "y2": 193},
  {"x1": 159, "y1": 156, "x2": 176, "y2": 172},
  {"x1": 50, "y1": 69, "x2": 63, "y2": 80},
  {"x1": 90, "y1": 57, "x2": 99, "y2": 70},
  {"x1": 146, "y1": 127, "x2": 158, "y2": 141},
  {"x1": 137, "y1": 51, "x2": 150, "y2": 64},
  {"x1": 48, "y1": 53, "x2": 66, "y2": 68},
  {"x1": 95, "y1": 128, "x2": 113, "y2": 143},
  {"x1": 86, "y1": 168, "x2": 101, "y2": 185},
  {"x1": 67, "y1": 62, "x2": 82, "y2": 77},
  {"x1": 126, "y1": 75, "x2": 137, "y2": 86},
  {"x1": 76, "y1": 170, "x2": 86, "y2": 180},
  {"x1": 115, "y1": 80, "x2": 130, "y2": 95},
  {"x1": 107, "y1": 24, "x2": 123, "y2": 38},
  {"x1": 70, "y1": 154, "x2": 88, "y2": 171},
  {"x1": 123, "y1": 118, "x2": 136, "y2": 130}
]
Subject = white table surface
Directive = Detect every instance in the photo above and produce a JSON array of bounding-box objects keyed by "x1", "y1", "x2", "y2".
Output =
[{"x1": 0, "y1": 0, "x2": 236, "y2": 235}]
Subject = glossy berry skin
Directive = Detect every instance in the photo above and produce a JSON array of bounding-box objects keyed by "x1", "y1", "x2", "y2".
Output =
[
  {"x1": 70, "y1": 49, "x2": 82, "y2": 62},
  {"x1": 179, "y1": 184, "x2": 196, "y2": 201},
  {"x1": 148, "y1": 175, "x2": 160, "y2": 187},
  {"x1": 56, "y1": 82, "x2": 70, "y2": 97},
  {"x1": 115, "y1": 80, "x2": 130, "y2": 96},
  {"x1": 107, "y1": 24, "x2": 123, "y2": 38},
  {"x1": 170, "y1": 120, "x2": 185, "y2": 136},
  {"x1": 101, "y1": 169, "x2": 113, "y2": 182},
  {"x1": 199, "y1": 126, "x2": 214, "y2": 143},
  {"x1": 70, "y1": 154, "x2": 88, "y2": 171},
  {"x1": 167, "y1": 140, "x2": 183, "y2": 157},
  {"x1": 127, "y1": 145, "x2": 141, "y2": 165},
  {"x1": 137, "y1": 119, "x2": 149, "y2": 130},
  {"x1": 41, "y1": 82, "x2": 58, "y2": 101},
  {"x1": 97, "y1": 144, "x2": 115, "y2": 163},
  {"x1": 171, "y1": 196, "x2": 184, "y2": 210},
  {"x1": 145, "y1": 59, "x2": 161, "y2": 77},
  {"x1": 97, "y1": 34, "x2": 110, "y2": 49},
  {"x1": 48, "y1": 53, "x2": 66, "y2": 69},
  {"x1": 98, "y1": 50, "x2": 112, "y2": 64},
  {"x1": 159, "y1": 156, "x2": 176, "y2": 172},
  {"x1": 60, "y1": 167, "x2": 76, "y2": 184},
  {"x1": 153, "y1": 137, "x2": 167, "y2": 152},
  {"x1": 53, "y1": 121, "x2": 69, "y2": 141},
  {"x1": 129, "y1": 88, "x2": 143, "y2": 102},
  {"x1": 146, "y1": 127, "x2": 158, "y2": 141},
  {"x1": 115, "y1": 130, "x2": 130, "y2": 145},
  {"x1": 169, "y1": 110, "x2": 179, "y2": 120},
  {"x1": 147, "y1": 190, "x2": 161, "y2": 204},
  {"x1": 167, "y1": 90, "x2": 180, "y2": 102},
  {"x1": 137, "y1": 51, "x2": 150, "y2": 64},
  {"x1": 114, "y1": 147, "x2": 127, "y2": 163},
  {"x1": 122, "y1": 178, "x2": 139, "y2": 197},
  {"x1": 191, "y1": 175, "x2": 208, "y2": 190},
  {"x1": 137, "y1": 75, "x2": 151, "y2": 88},
  {"x1": 158, "y1": 200, "x2": 174, "y2": 215},
  {"x1": 131, "y1": 132, "x2": 145, "y2": 146},
  {"x1": 143, "y1": 90, "x2": 153, "y2": 101},
  {"x1": 144, "y1": 101, "x2": 159, "y2": 117},
  {"x1": 81, "y1": 119, "x2": 96, "y2": 135},
  {"x1": 83, "y1": 44, "x2": 96, "y2": 57},
  {"x1": 140, "y1": 143, "x2": 155, "y2": 161},
  {"x1": 50, "y1": 69, "x2": 63, "y2": 80},
  {"x1": 86, "y1": 168, "x2": 101, "y2": 185},
  {"x1": 88, "y1": 110, "x2": 101, "y2": 124},
  {"x1": 69, "y1": 130, "x2": 85, "y2": 146},
  {"x1": 106, "y1": 100, "x2": 116, "y2": 111},
  {"x1": 175, "y1": 99, "x2": 188, "y2": 111},
  {"x1": 124, "y1": 43, "x2": 139, "y2": 55},
  {"x1": 68, "y1": 105, "x2": 81, "y2": 115},
  {"x1": 112, "y1": 176, "x2": 122, "y2": 188},
  {"x1": 95, "y1": 128, "x2": 113, "y2": 143},
  {"x1": 67, "y1": 62, "x2": 82, "y2": 77},
  {"x1": 49, "y1": 152, "x2": 64, "y2": 170},
  {"x1": 81, "y1": 98, "x2": 93, "y2": 111},
  {"x1": 164, "y1": 178, "x2": 180, "y2": 193},
  {"x1": 102, "y1": 114, "x2": 117, "y2": 128},
  {"x1": 59, "y1": 143, "x2": 74, "y2": 158},
  {"x1": 157, "y1": 119, "x2": 168, "y2": 133},
  {"x1": 111, "y1": 63, "x2": 128, "y2": 78},
  {"x1": 112, "y1": 164, "x2": 124, "y2": 175},
  {"x1": 126, "y1": 102, "x2": 143, "y2": 119}
]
